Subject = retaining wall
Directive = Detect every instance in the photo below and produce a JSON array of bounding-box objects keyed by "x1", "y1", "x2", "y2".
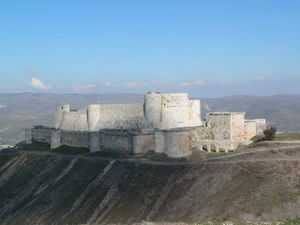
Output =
[
  {"x1": 31, "y1": 126, "x2": 53, "y2": 144},
  {"x1": 61, "y1": 130, "x2": 90, "y2": 148}
]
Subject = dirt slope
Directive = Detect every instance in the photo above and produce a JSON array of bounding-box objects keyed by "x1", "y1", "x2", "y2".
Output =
[{"x1": 0, "y1": 149, "x2": 300, "y2": 225}]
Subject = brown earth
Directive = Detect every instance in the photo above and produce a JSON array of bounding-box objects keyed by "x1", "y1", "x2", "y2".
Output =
[{"x1": 1, "y1": 144, "x2": 300, "y2": 224}]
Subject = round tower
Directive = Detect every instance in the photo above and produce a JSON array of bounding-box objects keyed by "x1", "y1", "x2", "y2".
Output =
[
  {"x1": 54, "y1": 104, "x2": 70, "y2": 129},
  {"x1": 144, "y1": 91, "x2": 162, "y2": 129},
  {"x1": 87, "y1": 104, "x2": 100, "y2": 131}
]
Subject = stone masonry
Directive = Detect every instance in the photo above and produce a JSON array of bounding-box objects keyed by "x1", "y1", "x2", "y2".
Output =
[{"x1": 26, "y1": 92, "x2": 267, "y2": 158}]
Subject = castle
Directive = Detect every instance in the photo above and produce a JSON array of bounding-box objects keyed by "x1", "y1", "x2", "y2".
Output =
[{"x1": 25, "y1": 92, "x2": 267, "y2": 157}]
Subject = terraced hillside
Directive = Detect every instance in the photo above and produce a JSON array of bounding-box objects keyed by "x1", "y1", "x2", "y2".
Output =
[{"x1": 1, "y1": 145, "x2": 300, "y2": 225}]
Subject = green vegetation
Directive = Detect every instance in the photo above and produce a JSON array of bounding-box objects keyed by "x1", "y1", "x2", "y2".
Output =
[
  {"x1": 17, "y1": 141, "x2": 51, "y2": 151},
  {"x1": 17, "y1": 142, "x2": 192, "y2": 161},
  {"x1": 282, "y1": 218, "x2": 300, "y2": 225},
  {"x1": 89, "y1": 150, "x2": 131, "y2": 158},
  {"x1": 263, "y1": 127, "x2": 277, "y2": 141},
  {"x1": 251, "y1": 131, "x2": 300, "y2": 143},
  {"x1": 251, "y1": 127, "x2": 277, "y2": 143},
  {"x1": 275, "y1": 132, "x2": 300, "y2": 141},
  {"x1": 52, "y1": 145, "x2": 89, "y2": 154},
  {"x1": 18, "y1": 142, "x2": 129, "y2": 157}
]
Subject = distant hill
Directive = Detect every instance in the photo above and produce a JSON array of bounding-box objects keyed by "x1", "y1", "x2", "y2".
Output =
[
  {"x1": 201, "y1": 95, "x2": 300, "y2": 131},
  {"x1": 0, "y1": 93, "x2": 300, "y2": 145}
]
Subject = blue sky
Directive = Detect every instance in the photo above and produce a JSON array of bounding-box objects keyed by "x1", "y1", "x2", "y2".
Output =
[{"x1": 1, "y1": 0, "x2": 300, "y2": 97}]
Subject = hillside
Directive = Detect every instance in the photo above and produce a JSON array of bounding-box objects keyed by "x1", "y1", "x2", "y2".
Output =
[
  {"x1": 1, "y1": 145, "x2": 300, "y2": 224},
  {"x1": 201, "y1": 95, "x2": 300, "y2": 131},
  {"x1": 1, "y1": 93, "x2": 300, "y2": 145}
]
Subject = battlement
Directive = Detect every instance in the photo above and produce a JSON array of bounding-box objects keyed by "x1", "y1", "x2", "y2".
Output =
[{"x1": 26, "y1": 92, "x2": 267, "y2": 158}]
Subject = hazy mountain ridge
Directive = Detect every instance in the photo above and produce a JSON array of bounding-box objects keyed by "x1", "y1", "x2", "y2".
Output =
[
  {"x1": 201, "y1": 95, "x2": 300, "y2": 131},
  {"x1": 1, "y1": 93, "x2": 300, "y2": 145}
]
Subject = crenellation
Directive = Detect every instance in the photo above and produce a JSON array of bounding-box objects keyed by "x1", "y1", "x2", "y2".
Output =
[{"x1": 27, "y1": 92, "x2": 267, "y2": 158}]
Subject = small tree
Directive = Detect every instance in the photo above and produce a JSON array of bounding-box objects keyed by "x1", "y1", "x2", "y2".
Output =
[{"x1": 263, "y1": 126, "x2": 277, "y2": 141}]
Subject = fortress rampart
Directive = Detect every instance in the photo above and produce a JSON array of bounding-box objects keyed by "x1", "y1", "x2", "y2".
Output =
[{"x1": 26, "y1": 92, "x2": 267, "y2": 158}]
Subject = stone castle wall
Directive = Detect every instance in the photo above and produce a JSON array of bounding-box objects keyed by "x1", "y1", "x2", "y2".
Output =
[
  {"x1": 144, "y1": 92, "x2": 202, "y2": 129},
  {"x1": 231, "y1": 113, "x2": 246, "y2": 141},
  {"x1": 205, "y1": 113, "x2": 232, "y2": 140},
  {"x1": 30, "y1": 126, "x2": 54, "y2": 144},
  {"x1": 155, "y1": 128, "x2": 192, "y2": 157},
  {"x1": 55, "y1": 103, "x2": 145, "y2": 131},
  {"x1": 244, "y1": 120, "x2": 258, "y2": 140},
  {"x1": 60, "y1": 109, "x2": 89, "y2": 131},
  {"x1": 27, "y1": 126, "x2": 193, "y2": 158},
  {"x1": 26, "y1": 92, "x2": 267, "y2": 158},
  {"x1": 61, "y1": 130, "x2": 90, "y2": 148},
  {"x1": 55, "y1": 92, "x2": 202, "y2": 132}
]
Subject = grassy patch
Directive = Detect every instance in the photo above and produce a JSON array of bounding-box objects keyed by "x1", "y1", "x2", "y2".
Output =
[
  {"x1": 281, "y1": 218, "x2": 300, "y2": 225},
  {"x1": 19, "y1": 142, "x2": 133, "y2": 158},
  {"x1": 89, "y1": 150, "x2": 131, "y2": 158},
  {"x1": 17, "y1": 141, "x2": 50, "y2": 151},
  {"x1": 51, "y1": 145, "x2": 89, "y2": 154},
  {"x1": 275, "y1": 132, "x2": 300, "y2": 141}
]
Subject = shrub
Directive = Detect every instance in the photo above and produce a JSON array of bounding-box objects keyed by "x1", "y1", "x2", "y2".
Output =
[{"x1": 263, "y1": 126, "x2": 277, "y2": 141}]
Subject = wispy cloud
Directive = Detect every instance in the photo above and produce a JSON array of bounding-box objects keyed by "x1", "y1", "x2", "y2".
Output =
[
  {"x1": 179, "y1": 80, "x2": 206, "y2": 87},
  {"x1": 102, "y1": 82, "x2": 118, "y2": 88},
  {"x1": 255, "y1": 76, "x2": 267, "y2": 81},
  {"x1": 0, "y1": 84, "x2": 20, "y2": 89},
  {"x1": 219, "y1": 80, "x2": 235, "y2": 86},
  {"x1": 23, "y1": 68, "x2": 39, "y2": 73},
  {"x1": 30, "y1": 77, "x2": 52, "y2": 90},
  {"x1": 124, "y1": 82, "x2": 148, "y2": 88},
  {"x1": 72, "y1": 84, "x2": 96, "y2": 91}
]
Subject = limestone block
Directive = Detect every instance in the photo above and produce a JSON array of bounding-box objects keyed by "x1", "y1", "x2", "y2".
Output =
[
  {"x1": 133, "y1": 134, "x2": 155, "y2": 154},
  {"x1": 244, "y1": 120, "x2": 257, "y2": 141},
  {"x1": 32, "y1": 126, "x2": 52, "y2": 144},
  {"x1": 55, "y1": 104, "x2": 70, "y2": 129},
  {"x1": 145, "y1": 92, "x2": 201, "y2": 129},
  {"x1": 154, "y1": 131, "x2": 165, "y2": 153},
  {"x1": 90, "y1": 132, "x2": 100, "y2": 152},
  {"x1": 51, "y1": 130, "x2": 61, "y2": 149}
]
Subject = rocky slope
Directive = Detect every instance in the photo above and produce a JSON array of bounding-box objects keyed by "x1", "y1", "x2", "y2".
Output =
[{"x1": 1, "y1": 147, "x2": 300, "y2": 225}]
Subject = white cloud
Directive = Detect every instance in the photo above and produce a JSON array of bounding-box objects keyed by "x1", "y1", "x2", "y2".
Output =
[
  {"x1": 255, "y1": 76, "x2": 267, "y2": 81},
  {"x1": 72, "y1": 84, "x2": 96, "y2": 91},
  {"x1": 179, "y1": 80, "x2": 206, "y2": 87},
  {"x1": 23, "y1": 68, "x2": 38, "y2": 73},
  {"x1": 30, "y1": 77, "x2": 52, "y2": 90},
  {"x1": 194, "y1": 80, "x2": 206, "y2": 85},
  {"x1": 219, "y1": 80, "x2": 235, "y2": 86},
  {"x1": 124, "y1": 82, "x2": 147, "y2": 88},
  {"x1": 102, "y1": 82, "x2": 118, "y2": 88},
  {"x1": 179, "y1": 82, "x2": 192, "y2": 87}
]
